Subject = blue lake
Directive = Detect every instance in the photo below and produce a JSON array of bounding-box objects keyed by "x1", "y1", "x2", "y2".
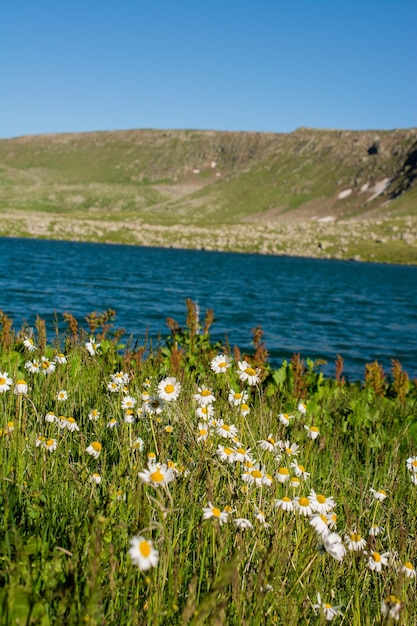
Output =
[{"x1": 1, "y1": 236, "x2": 416, "y2": 381}]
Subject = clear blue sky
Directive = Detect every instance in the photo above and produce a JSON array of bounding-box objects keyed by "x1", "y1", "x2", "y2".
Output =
[{"x1": 1, "y1": 0, "x2": 416, "y2": 138}]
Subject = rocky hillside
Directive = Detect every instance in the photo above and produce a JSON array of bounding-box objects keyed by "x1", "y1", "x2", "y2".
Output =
[{"x1": 0, "y1": 127, "x2": 416, "y2": 262}]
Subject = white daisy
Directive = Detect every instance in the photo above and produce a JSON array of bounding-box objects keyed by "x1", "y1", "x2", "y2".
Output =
[
  {"x1": 193, "y1": 386, "x2": 216, "y2": 406},
  {"x1": 85, "y1": 338, "x2": 100, "y2": 356},
  {"x1": 381, "y1": 595, "x2": 402, "y2": 621},
  {"x1": 157, "y1": 377, "x2": 181, "y2": 402},
  {"x1": 138, "y1": 461, "x2": 176, "y2": 487},
  {"x1": 237, "y1": 360, "x2": 261, "y2": 385},
  {"x1": 313, "y1": 593, "x2": 343, "y2": 621},
  {"x1": 14, "y1": 380, "x2": 28, "y2": 395},
  {"x1": 210, "y1": 354, "x2": 232, "y2": 373},
  {"x1": 228, "y1": 389, "x2": 248, "y2": 406},
  {"x1": 129, "y1": 536, "x2": 159, "y2": 570},
  {"x1": 304, "y1": 425, "x2": 320, "y2": 440},
  {"x1": 202, "y1": 502, "x2": 228, "y2": 525},
  {"x1": 86, "y1": 442, "x2": 102, "y2": 459},
  {"x1": 370, "y1": 487, "x2": 387, "y2": 502},
  {"x1": 0, "y1": 371, "x2": 13, "y2": 393},
  {"x1": 23, "y1": 336, "x2": 37, "y2": 351}
]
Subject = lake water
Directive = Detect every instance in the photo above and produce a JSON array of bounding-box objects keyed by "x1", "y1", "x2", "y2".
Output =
[{"x1": 1, "y1": 237, "x2": 416, "y2": 381}]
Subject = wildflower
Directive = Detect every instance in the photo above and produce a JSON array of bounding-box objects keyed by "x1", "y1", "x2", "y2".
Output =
[
  {"x1": 129, "y1": 536, "x2": 159, "y2": 570},
  {"x1": 293, "y1": 495, "x2": 313, "y2": 516},
  {"x1": 309, "y1": 514, "x2": 330, "y2": 538},
  {"x1": 145, "y1": 396, "x2": 165, "y2": 415},
  {"x1": 210, "y1": 354, "x2": 232, "y2": 373},
  {"x1": 313, "y1": 593, "x2": 343, "y2": 621},
  {"x1": 233, "y1": 446, "x2": 253, "y2": 463},
  {"x1": 88, "y1": 409, "x2": 100, "y2": 421},
  {"x1": 6, "y1": 422, "x2": 14, "y2": 433},
  {"x1": 36, "y1": 435, "x2": 46, "y2": 447},
  {"x1": 275, "y1": 496, "x2": 293, "y2": 512},
  {"x1": 381, "y1": 595, "x2": 402, "y2": 621},
  {"x1": 194, "y1": 386, "x2": 216, "y2": 406},
  {"x1": 242, "y1": 465, "x2": 265, "y2": 487},
  {"x1": 234, "y1": 517, "x2": 253, "y2": 530},
  {"x1": 86, "y1": 442, "x2": 102, "y2": 459},
  {"x1": 14, "y1": 380, "x2": 28, "y2": 395},
  {"x1": 165, "y1": 425, "x2": 173, "y2": 434},
  {"x1": 327, "y1": 512, "x2": 338, "y2": 529},
  {"x1": 400, "y1": 561, "x2": 416, "y2": 578},
  {"x1": 56, "y1": 390, "x2": 68, "y2": 402},
  {"x1": 304, "y1": 425, "x2": 320, "y2": 440},
  {"x1": 132, "y1": 437, "x2": 144, "y2": 451},
  {"x1": 255, "y1": 509, "x2": 269, "y2": 526},
  {"x1": 23, "y1": 336, "x2": 37, "y2": 351},
  {"x1": 240, "y1": 402, "x2": 251, "y2": 416},
  {"x1": 216, "y1": 420, "x2": 239, "y2": 439},
  {"x1": 124, "y1": 410, "x2": 135, "y2": 423},
  {"x1": 25, "y1": 359, "x2": 41, "y2": 373},
  {"x1": 370, "y1": 487, "x2": 387, "y2": 502},
  {"x1": 121, "y1": 395, "x2": 137, "y2": 410},
  {"x1": 196, "y1": 404, "x2": 214, "y2": 420},
  {"x1": 298, "y1": 401, "x2": 307, "y2": 414},
  {"x1": 107, "y1": 381, "x2": 120, "y2": 393},
  {"x1": 228, "y1": 389, "x2": 248, "y2": 406},
  {"x1": 320, "y1": 532, "x2": 346, "y2": 561},
  {"x1": 44, "y1": 438, "x2": 58, "y2": 452},
  {"x1": 258, "y1": 434, "x2": 280, "y2": 452},
  {"x1": 45, "y1": 411, "x2": 56, "y2": 423},
  {"x1": 344, "y1": 532, "x2": 367, "y2": 552},
  {"x1": 278, "y1": 412, "x2": 294, "y2": 426},
  {"x1": 107, "y1": 418, "x2": 118, "y2": 429},
  {"x1": 367, "y1": 551, "x2": 389, "y2": 572},
  {"x1": 115, "y1": 489, "x2": 126, "y2": 501},
  {"x1": 54, "y1": 353, "x2": 67, "y2": 364},
  {"x1": 237, "y1": 360, "x2": 261, "y2": 385},
  {"x1": 369, "y1": 523, "x2": 383, "y2": 536},
  {"x1": 111, "y1": 371, "x2": 130, "y2": 386},
  {"x1": 309, "y1": 490, "x2": 336, "y2": 514},
  {"x1": 197, "y1": 423, "x2": 210, "y2": 442},
  {"x1": 411, "y1": 473, "x2": 417, "y2": 485},
  {"x1": 0, "y1": 372, "x2": 13, "y2": 393},
  {"x1": 85, "y1": 338, "x2": 100, "y2": 356},
  {"x1": 276, "y1": 467, "x2": 290, "y2": 483},
  {"x1": 290, "y1": 462, "x2": 310, "y2": 480},
  {"x1": 157, "y1": 376, "x2": 181, "y2": 402},
  {"x1": 57, "y1": 416, "x2": 67, "y2": 429},
  {"x1": 40, "y1": 357, "x2": 56, "y2": 375},
  {"x1": 290, "y1": 476, "x2": 301, "y2": 488},
  {"x1": 65, "y1": 417, "x2": 79, "y2": 432},
  {"x1": 202, "y1": 502, "x2": 228, "y2": 525},
  {"x1": 138, "y1": 461, "x2": 176, "y2": 487},
  {"x1": 406, "y1": 456, "x2": 417, "y2": 473},
  {"x1": 143, "y1": 377, "x2": 152, "y2": 388},
  {"x1": 280, "y1": 440, "x2": 300, "y2": 457},
  {"x1": 90, "y1": 473, "x2": 102, "y2": 485},
  {"x1": 217, "y1": 445, "x2": 235, "y2": 463}
]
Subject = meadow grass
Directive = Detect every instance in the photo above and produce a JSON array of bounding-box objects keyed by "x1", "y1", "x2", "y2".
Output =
[{"x1": 0, "y1": 304, "x2": 416, "y2": 625}]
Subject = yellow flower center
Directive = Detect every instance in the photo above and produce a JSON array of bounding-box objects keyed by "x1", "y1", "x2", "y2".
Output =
[
  {"x1": 92, "y1": 442, "x2": 102, "y2": 452},
  {"x1": 236, "y1": 448, "x2": 245, "y2": 455},
  {"x1": 150, "y1": 470, "x2": 164, "y2": 483},
  {"x1": 351, "y1": 533, "x2": 362, "y2": 542},
  {"x1": 278, "y1": 467, "x2": 289, "y2": 475},
  {"x1": 267, "y1": 437, "x2": 275, "y2": 445},
  {"x1": 165, "y1": 384, "x2": 175, "y2": 394},
  {"x1": 46, "y1": 439, "x2": 54, "y2": 446},
  {"x1": 319, "y1": 514, "x2": 328, "y2": 523},
  {"x1": 412, "y1": 460, "x2": 417, "y2": 467},
  {"x1": 199, "y1": 429, "x2": 207, "y2": 436},
  {"x1": 285, "y1": 448, "x2": 293, "y2": 455},
  {"x1": 378, "y1": 489, "x2": 386, "y2": 496},
  {"x1": 404, "y1": 561, "x2": 413, "y2": 569},
  {"x1": 299, "y1": 497, "x2": 310, "y2": 507},
  {"x1": 317, "y1": 494, "x2": 326, "y2": 504},
  {"x1": 251, "y1": 470, "x2": 263, "y2": 479},
  {"x1": 212, "y1": 507, "x2": 221, "y2": 518},
  {"x1": 244, "y1": 367, "x2": 256, "y2": 376},
  {"x1": 234, "y1": 393, "x2": 242, "y2": 399},
  {"x1": 324, "y1": 603, "x2": 332, "y2": 609},
  {"x1": 16, "y1": 379, "x2": 26, "y2": 385},
  {"x1": 41, "y1": 362, "x2": 49, "y2": 369},
  {"x1": 201, "y1": 389, "x2": 211, "y2": 396},
  {"x1": 282, "y1": 496, "x2": 291, "y2": 503},
  {"x1": 241, "y1": 403, "x2": 249, "y2": 411},
  {"x1": 201, "y1": 407, "x2": 208, "y2": 414},
  {"x1": 310, "y1": 426, "x2": 319, "y2": 432},
  {"x1": 372, "y1": 552, "x2": 381, "y2": 562},
  {"x1": 224, "y1": 448, "x2": 233, "y2": 455},
  {"x1": 165, "y1": 426, "x2": 173, "y2": 433},
  {"x1": 222, "y1": 424, "x2": 231, "y2": 432},
  {"x1": 218, "y1": 361, "x2": 227, "y2": 368},
  {"x1": 139, "y1": 540, "x2": 151, "y2": 558},
  {"x1": 67, "y1": 417, "x2": 75, "y2": 424},
  {"x1": 0, "y1": 378, "x2": 5, "y2": 385}
]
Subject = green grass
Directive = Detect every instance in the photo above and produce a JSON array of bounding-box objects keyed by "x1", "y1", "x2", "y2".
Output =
[{"x1": 0, "y1": 304, "x2": 416, "y2": 624}]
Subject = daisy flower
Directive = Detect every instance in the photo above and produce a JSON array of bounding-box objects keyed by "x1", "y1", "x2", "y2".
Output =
[
  {"x1": 400, "y1": 561, "x2": 416, "y2": 578},
  {"x1": 327, "y1": 512, "x2": 338, "y2": 530},
  {"x1": 138, "y1": 461, "x2": 176, "y2": 487},
  {"x1": 255, "y1": 509, "x2": 269, "y2": 526},
  {"x1": 88, "y1": 409, "x2": 100, "y2": 421},
  {"x1": 0, "y1": 372, "x2": 13, "y2": 393},
  {"x1": 14, "y1": 380, "x2": 28, "y2": 395},
  {"x1": 275, "y1": 496, "x2": 293, "y2": 512},
  {"x1": 193, "y1": 386, "x2": 216, "y2": 406},
  {"x1": 240, "y1": 403, "x2": 251, "y2": 416},
  {"x1": 370, "y1": 487, "x2": 387, "y2": 502},
  {"x1": 258, "y1": 434, "x2": 280, "y2": 452},
  {"x1": 367, "y1": 551, "x2": 389, "y2": 572},
  {"x1": 54, "y1": 353, "x2": 67, "y2": 364},
  {"x1": 217, "y1": 445, "x2": 236, "y2": 463},
  {"x1": 86, "y1": 442, "x2": 102, "y2": 459},
  {"x1": 278, "y1": 412, "x2": 294, "y2": 427},
  {"x1": 210, "y1": 354, "x2": 232, "y2": 373},
  {"x1": 344, "y1": 532, "x2": 367, "y2": 552},
  {"x1": 40, "y1": 357, "x2": 56, "y2": 375},
  {"x1": 36, "y1": 435, "x2": 46, "y2": 447},
  {"x1": 406, "y1": 456, "x2": 417, "y2": 473},
  {"x1": 56, "y1": 390, "x2": 68, "y2": 402},
  {"x1": 121, "y1": 395, "x2": 137, "y2": 410},
  {"x1": 242, "y1": 466, "x2": 265, "y2": 487},
  {"x1": 297, "y1": 401, "x2": 307, "y2": 415},
  {"x1": 196, "y1": 404, "x2": 215, "y2": 420},
  {"x1": 23, "y1": 336, "x2": 37, "y2": 351},
  {"x1": 44, "y1": 438, "x2": 57, "y2": 452},
  {"x1": 65, "y1": 417, "x2": 79, "y2": 432},
  {"x1": 234, "y1": 517, "x2": 253, "y2": 530},
  {"x1": 197, "y1": 423, "x2": 210, "y2": 442},
  {"x1": 309, "y1": 514, "x2": 330, "y2": 538},
  {"x1": 25, "y1": 359, "x2": 41, "y2": 374},
  {"x1": 157, "y1": 377, "x2": 181, "y2": 402},
  {"x1": 85, "y1": 338, "x2": 100, "y2": 356},
  {"x1": 124, "y1": 410, "x2": 135, "y2": 423},
  {"x1": 313, "y1": 593, "x2": 343, "y2": 622},
  {"x1": 129, "y1": 536, "x2": 159, "y2": 571},
  {"x1": 202, "y1": 502, "x2": 228, "y2": 525},
  {"x1": 233, "y1": 446, "x2": 253, "y2": 463},
  {"x1": 216, "y1": 420, "x2": 239, "y2": 439},
  {"x1": 304, "y1": 425, "x2": 320, "y2": 440},
  {"x1": 107, "y1": 419, "x2": 118, "y2": 429},
  {"x1": 228, "y1": 389, "x2": 248, "y2": 406},
  {"x1": 293, "y1": 496, "x2": 313, "y2": 516},
  {"x1": 280, "y1": 440, "x2": 300, "y2": 457},
  {"x1": 45, "y1": 411, "x2": 56, "y2": 423},
  {"x1": 237, "y1": 360, "x2": 261, "y2": 385},
  {"x1": 132, "y1": 437, "x2": 144, "y2": 451},
  {"x1": 381, "y1": 595, "x2": 402, "y2": 621},
  {"x1": 290, "y1": 462, "x2": 310, "y2": 479},
  {"x1": 276, "y1": 467, "x2": 290, "y2": 483},
  {"x1": 369, "y1": 523, "x2": 383, "y2": 536},
  {"x1": 322, "y1": 532, "x2": 346, "y2": 562},
  {"x1": 111, "y1": 371, "x2": 130, "y2": 386},
  {"x1": 290, "y1": 476, "x2": 301, "y2": 488},
  {"x1": 309, "y1": 490, "x2": 336, "y2": 514},
  {"x1": 90, "y1": 473, "x2": 102, "y2": 485},
  {"x1": 145, "y1": 396, "x2": 165, "y2": 415}
]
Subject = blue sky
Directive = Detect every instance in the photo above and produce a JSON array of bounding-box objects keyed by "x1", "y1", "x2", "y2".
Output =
[{"x1": 1, "y1": 0, "x2": 416, "y2": 138}]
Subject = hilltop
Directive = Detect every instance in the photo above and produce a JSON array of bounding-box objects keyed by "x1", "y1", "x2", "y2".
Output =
[{"x1": 0, "y1": 127, "x2": 416, "y2": 262}]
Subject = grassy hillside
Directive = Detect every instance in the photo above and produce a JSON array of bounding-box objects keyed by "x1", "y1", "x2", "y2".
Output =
[{"x1": 0, "y1": 127, "x2": 416, "y2": 262}]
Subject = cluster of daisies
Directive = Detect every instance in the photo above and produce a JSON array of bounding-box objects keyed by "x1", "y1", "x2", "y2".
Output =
[{"x1": 3, "y1": 338, "x2": 416, "y2": 622}]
